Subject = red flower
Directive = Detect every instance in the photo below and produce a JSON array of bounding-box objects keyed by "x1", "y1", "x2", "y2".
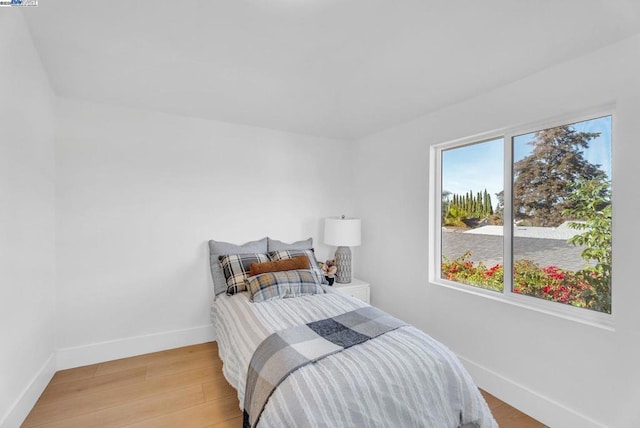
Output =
[{"x1": 484, "y1": 264, "x2": 500, "y2": 278}]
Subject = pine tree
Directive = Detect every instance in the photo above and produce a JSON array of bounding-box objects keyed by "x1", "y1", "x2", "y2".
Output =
[
  {"x1": 484, "y1": 189, "x2": 493, "y2": 216},
  {"x1": 513, "y1": 125, "x2": 607, "y2": 227}
]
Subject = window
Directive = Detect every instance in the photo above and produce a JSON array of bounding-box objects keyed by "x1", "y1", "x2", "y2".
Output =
[
  {"x1": 441, "y1": 138, "x2": 504, "y2": 292},
  {"x1": 434, "y1": 112, "x2": 612, "y2": 320}
]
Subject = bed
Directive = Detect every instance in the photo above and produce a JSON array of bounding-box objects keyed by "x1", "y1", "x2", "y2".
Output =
[{"x1": 209, "y1": 237, "x2": 497, "y2": 428}]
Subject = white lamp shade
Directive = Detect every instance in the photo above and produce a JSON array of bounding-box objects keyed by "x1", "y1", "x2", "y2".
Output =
[{"x1": 324, "y1": 217, "x2": 361, "y2": 247}]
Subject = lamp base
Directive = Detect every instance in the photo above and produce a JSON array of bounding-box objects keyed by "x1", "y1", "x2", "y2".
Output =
[{"x1": 334, "y1": 246, "x2": 352, "y2": 283}]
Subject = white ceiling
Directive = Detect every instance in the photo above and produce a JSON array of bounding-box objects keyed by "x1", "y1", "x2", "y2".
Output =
[{"x1": 23, "y1": 0, "x2": 640, "y2": 139}]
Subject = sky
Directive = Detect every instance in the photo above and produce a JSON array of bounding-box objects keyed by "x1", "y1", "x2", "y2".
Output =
[
  {"x1": 442, "y1": 137, "x2": 504, "y2": 205},
  {"x1": 442, "y1": 116, "x2": 612, "y2": 209}
]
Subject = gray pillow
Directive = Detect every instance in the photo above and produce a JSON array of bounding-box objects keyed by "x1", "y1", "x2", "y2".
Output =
[
  {"x1": 267, "y1": 237, "x2": 313, "y2": 252},
  {"x1": 208, "y1": 238, "x2": 268, "y2": 295}
]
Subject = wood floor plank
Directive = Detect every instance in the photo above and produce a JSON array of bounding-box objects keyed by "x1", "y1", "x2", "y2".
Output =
[
  {"x1": 38, "y1": 367, "x2": 147, "y2": 403},
  {"x1": 24, "y1": 366, "x2": 222, "y2": 426},
  {"x1": 206, "y1": 415, "x2": 243, "y2": 428},
  {"x1": 49, "y1": 364, "x2": 98, "y2": 385},
  {"x1": 29, "y1": 385, "x2": 205, "y2": 428},
  {"x1": 480, "y1": 389, "x2": 505, "y2": 410},
  {"x1": 121, "y1": 395, "x2": 240, "y2": 428},
  {"x1": 490, "y1": 401, "x2": 546, "y2": 428},
  {"x1": 145, "y1": 350, "x2": 220, "y2": 379},
  {"x1": 480, "y1": 389, "x2": 546, "y2": 428},
  {"x1": 202, "y1": 378, "x2": 237, "y2": 402},
  {"x1": 95, "y1": 343, "x2": 217, "y2": 377}
]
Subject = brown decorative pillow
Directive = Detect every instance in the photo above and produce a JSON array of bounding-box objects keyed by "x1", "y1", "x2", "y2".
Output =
[{"x1": 249, "y1": 255, "x2": 310, "y2": 277}]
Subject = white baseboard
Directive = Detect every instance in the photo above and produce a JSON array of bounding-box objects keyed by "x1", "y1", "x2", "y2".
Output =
[
  {"x1": 0, "y1": 353, "x2": 56, "y2": 428},
  {"x1": 459, "y1": 355, "x2": 606, "y2": 428},
  {"x1": 57, "y1": 324, "x2": 216, "y2": 370}
]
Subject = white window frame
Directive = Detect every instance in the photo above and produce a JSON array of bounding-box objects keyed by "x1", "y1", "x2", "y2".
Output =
[{"x1": 429, "y1": 106, "x2": 615, "y2": 330}]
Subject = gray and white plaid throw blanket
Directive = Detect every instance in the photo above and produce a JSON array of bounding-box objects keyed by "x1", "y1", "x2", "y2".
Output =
[{"x1": 242, "y1": 306, "x2": 407, "y2": 428}]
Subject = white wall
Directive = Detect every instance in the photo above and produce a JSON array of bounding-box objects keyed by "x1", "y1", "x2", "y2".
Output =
[
  {"x1": 0, "y1": 11, "x2": 57, "y2": 428},
  {"x1": 353, "y1": 35, "x2": 640, "y2": 428},
  {"x1": 54, "y1": 98, "x2": 354, "y2": 368}
]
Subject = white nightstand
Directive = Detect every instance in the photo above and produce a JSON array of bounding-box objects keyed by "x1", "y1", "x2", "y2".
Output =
[{"x1": 332, "y1": 278, "x2": 370, "y2": 304}]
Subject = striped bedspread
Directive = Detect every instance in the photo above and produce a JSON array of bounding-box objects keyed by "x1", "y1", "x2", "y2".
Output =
[
  {"x1": 212, "y1": 287, "x2": 497, "y2": 428},
  {"x1": 243, "y1": 306, "x2": 407, "y2": 428}
]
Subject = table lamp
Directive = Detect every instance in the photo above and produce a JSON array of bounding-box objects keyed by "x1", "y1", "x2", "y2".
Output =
[{"x1": 324, "y1": 215, "x2": 361, "y2": 283}]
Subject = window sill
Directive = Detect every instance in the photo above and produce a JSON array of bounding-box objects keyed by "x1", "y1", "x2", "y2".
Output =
[{"x1": 433, "y1": 278, "x2": 615, "y2": 331}]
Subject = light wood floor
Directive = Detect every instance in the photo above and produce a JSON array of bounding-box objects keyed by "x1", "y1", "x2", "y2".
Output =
[{"x1": 23, "y1": 342, "x2": 545, "y2": 427}]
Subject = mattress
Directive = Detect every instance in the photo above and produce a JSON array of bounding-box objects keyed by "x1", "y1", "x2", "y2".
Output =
[{"x1": 212, "y1": 287, "x2": 497, "y2": 427}]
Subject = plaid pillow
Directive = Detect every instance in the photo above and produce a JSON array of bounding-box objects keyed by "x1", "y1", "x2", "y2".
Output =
[
  {"x1": 268, "y1": 249, "x2": 326, "y2": 284},
  {"x1": 248, "y1": 269, "x2": 324, "y2": 302},
  {"x1": 219, "y1": 253, "x2": 269, "y2": 295}
]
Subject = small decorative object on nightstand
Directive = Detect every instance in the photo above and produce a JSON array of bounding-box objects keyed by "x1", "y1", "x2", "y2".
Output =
[
  {"x1": 321, "y1": 259, "x2": 337, "y2": 285},
  {"x1": 333, "y1": 278, "x2": 370, "y2": 304}
]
